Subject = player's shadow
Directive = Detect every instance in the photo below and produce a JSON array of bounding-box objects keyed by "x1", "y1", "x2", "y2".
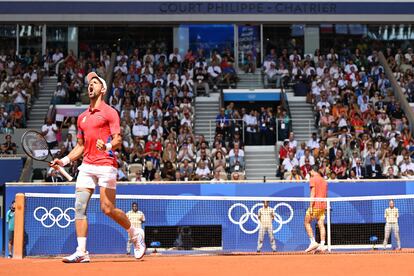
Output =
[{"x1": 91, "y1": 259, "x2": 146, "y2": 263}]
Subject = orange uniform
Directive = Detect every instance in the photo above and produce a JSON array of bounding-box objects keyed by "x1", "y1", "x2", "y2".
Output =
[{"x1": 306, "y1": 173, "x2": 328, "y2": 219}]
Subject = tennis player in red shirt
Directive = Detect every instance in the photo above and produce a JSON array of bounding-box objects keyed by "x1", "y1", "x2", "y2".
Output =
[
  {"x1": 304, "y1": 166, "x2": 328, "y2": 253},
  {"x1": 52, "y1": 72, "x2": 145, "y2": 263}
]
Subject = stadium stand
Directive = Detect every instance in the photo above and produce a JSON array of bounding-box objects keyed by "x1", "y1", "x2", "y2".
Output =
[{"x1": 38, "y1": 45, "x2": 240, "y2": 182}]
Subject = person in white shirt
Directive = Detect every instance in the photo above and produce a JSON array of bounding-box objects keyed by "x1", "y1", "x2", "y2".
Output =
[
  {"x1": 316, "y1": 61, "x2": 326, "y2": 78},
  {"x1": 289, "y1": 49, "x2": 301, "y2": 62},
  {"x1": 116, "y1": 50, "x2": 128, "y2": 63},
  {"x1": 307, "y1": 133, "x2": 319, "y2": 150},
  {"x1": 114, "y1": 61, "x2": 128, "y2": 74},
  {"x1": 180, "y1": 112, "x2": 192, "y2": 126},
  {"x1": 126, "y1": 202, "x2": 146, "y2": 255},
  {"x1": 382, "y1": 200, "x2": 401, "y2": 250},
  {"x1": 400, "y1": 156, "x2": 414, "y2": 174},
  {"x1": 383, "y1": 158, "x2": 399, "y2": 177},
  {"x1": 228, "y1": 143, "x2": 245, "y2": 158},
  {"x1": 63, "y1": 133, "x2": 77, "y2": 152},
  {"x1": 52, "y1": 48, "x2": 64, "y2": 64},
  {"x1": 109, "y1": 88, "x2": 123, "y2": 111},
  {"x1": 12, "y1": 85, "x2": 27, "y2": 105},
  {"x1": 143, "y1": 49, "x2": 155, "y2": 66},
  {"x1": 149, "y1": 119, "x2": 163, "y2": 139},
  {"x1": 169, "y1": 48, "x2": 182, "y2": 63},
  {"x1": 210, "y1": 170, "x2": 224, "y2": 183},
  {"x1": 257, "y1": 201, "x2": 277, "y2": 252},
  {"x1": 167, "y1": 71, "x2": 180, "y2": 87},
  {"x1": 288, "y1": 132, "x2": 298, "y2": 152},
  {"x1": 299, "y1": 148, "x2": 315, "y2": 167},
  {"x1": 41, "y1": 117, "x2": 58, "y2": 149},
  {"x1": 244, "y1": 110, "x2": 258, "y2": 145},
  {"x1": 53, "y1": 82, "x2": 67, "y2": 104},
  {"x1": 264, "y1": 62, "x2": 277, "y2": 88},
  {"x1": 207, "y1": 62, "x2": 222, "y2": 91},
  {"x1": 275, "y1": 63, "x2": 289, "y2": 88},
  {"x1": 132, "y1": 118, "x2": 149, "y2": 138},
  {"x1": 281, "y1": 152, "x2": 299, "y2": 178},
  {"x1": 195, "y1": 160, "x2": 211, "y2": 180},
  {"x1": 344, "y1": 60, "x2": 358, "y2": 74},
  {"x1": 121, "y1": 107, "x2": 136, "y2": 121},
  {"x1": 180, "y1": 71, "x2": 194, "y2": 92}
]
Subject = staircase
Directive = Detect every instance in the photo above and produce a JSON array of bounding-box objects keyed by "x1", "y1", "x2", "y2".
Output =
[
  {"x1": 236, "y1": 71, "x2": 264, "y2": 89},
  {"x1": 245, "y1": 145, "x2": 278, "y2": 181},
  {"x1": 194, "y1": 94, "x2": 220, "y2": 144},
  {"x1": 27, "y1": 76, "x2": 57, "y2": 129},
  {"x1": 285, "y1": 89, "x2": 316, "y2": 143}
]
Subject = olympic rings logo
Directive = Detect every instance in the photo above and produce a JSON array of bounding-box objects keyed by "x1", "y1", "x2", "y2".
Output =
[
  {"x1": 228, "y1": 202, "x2": 294, "y2": 234},
  {"x1": 33, "y1": 207, "x2": 76, "y2": 228}
]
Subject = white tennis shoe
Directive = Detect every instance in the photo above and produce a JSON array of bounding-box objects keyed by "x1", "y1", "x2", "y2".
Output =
[
  {"x1": 62, "y1": 250, "x2": 90, "y2": 263},
  {"x1": 315, "y1": 245, "x2": 327, "y2": 252},
  {"x1": 305, "y1": 241, "x2": 319, "y2": 252},
  {"x1": 131, "y1": 228, "x2": 146, "y2": 259}
]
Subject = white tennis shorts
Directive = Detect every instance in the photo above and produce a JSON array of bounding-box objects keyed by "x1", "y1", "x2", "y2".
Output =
[{"x1": 76, "y1": 163, "x2": 117, "y2": 190}]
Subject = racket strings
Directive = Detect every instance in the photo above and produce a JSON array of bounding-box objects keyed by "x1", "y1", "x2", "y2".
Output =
[{"x1": 22, "y1": 131, "x2": 49, "y2": 161}]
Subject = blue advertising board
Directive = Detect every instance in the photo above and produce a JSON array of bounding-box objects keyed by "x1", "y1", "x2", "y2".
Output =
[
  {"x1": 5, "y1": 180, "x2": 414, "y2": 255},
  {"x1": 21, "y1": 193, "x2": 414, "y2": 255}
]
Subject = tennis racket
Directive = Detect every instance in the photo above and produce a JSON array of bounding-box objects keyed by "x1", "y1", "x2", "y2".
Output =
[{"x1": 21, "y1": 130, "x2": 73, "y2": 181}]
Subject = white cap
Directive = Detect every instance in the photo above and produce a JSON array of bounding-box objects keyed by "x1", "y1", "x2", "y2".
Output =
[{"x1": 87, "y1": 72, "x2": 107, "y2": 92}]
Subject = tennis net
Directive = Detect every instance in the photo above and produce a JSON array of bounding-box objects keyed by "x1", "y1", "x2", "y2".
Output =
[{"x1": 16, "y1": 193, "x2": 414, "y2": 256}]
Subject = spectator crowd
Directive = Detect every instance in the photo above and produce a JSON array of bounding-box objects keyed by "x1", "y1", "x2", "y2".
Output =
[
  {"x1": 273, "y1": 43, "x2": 414, "y2": 180},
  {"x1": 4, "y1": 40, "x2": 414, "y2": 183}
]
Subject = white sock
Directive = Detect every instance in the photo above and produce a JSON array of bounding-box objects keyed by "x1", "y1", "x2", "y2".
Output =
[
  {"x1": 127, "y1": 225, "x2": 136, "y2": 236},
  {"x1": 77, "y1": 237, "x2": 87, "y2": 253},
  {"x1": 309, "y1": 237, "x2": 316, "y2": 243},
  {"x1": 320, "y1": 240, "x2": 325, "y2": 246}
]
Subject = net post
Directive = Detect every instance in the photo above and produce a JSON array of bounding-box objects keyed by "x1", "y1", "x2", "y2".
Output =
[
  {"x1": 326, "y1": 199, "x2": 331, "y2": 252},
  {"x1": 13, "y1": 193, "x2": 25, "y2": 259}
]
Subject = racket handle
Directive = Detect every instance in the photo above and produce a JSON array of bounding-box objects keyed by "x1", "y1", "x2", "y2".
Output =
[{"x1": 57, "y1": 165, "x2": 73, "y2": 181}]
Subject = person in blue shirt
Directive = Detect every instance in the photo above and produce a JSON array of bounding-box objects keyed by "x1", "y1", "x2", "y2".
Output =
[{"x1": 6, "y1": 200, "x2": 15, "y2": 258}]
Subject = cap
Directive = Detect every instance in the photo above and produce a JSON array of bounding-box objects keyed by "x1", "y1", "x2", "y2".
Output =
[{"x1": 87, "y1": 72, "x2": 107, "y2": 92}]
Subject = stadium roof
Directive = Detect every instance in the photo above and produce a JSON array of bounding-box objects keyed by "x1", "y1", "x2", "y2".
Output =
[{"x1": 0, "y1": 1, "x2": 413, "y2": 23}]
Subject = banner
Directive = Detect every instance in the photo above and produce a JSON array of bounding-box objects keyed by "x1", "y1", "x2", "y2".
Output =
[{"x1": 23, "y1": 194, "x2": 414, "y2": 255}]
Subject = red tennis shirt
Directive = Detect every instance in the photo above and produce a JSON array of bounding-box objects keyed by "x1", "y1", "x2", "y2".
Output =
[{"x1": 77, "y1": 101, "x2": 120, "y2": 167}]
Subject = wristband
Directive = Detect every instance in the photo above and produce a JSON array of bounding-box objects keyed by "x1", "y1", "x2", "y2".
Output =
[
  {"x1": 60, "y1": 156, "x2": 71, "y2": 166},
  {"x1": 105, "y1": 143, "x2": 113, "y2": 151}
]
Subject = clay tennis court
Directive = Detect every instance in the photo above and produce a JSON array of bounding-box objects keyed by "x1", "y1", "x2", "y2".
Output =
[{"x1": 2, "y1": 252, "x2": 414, "y2": 276}]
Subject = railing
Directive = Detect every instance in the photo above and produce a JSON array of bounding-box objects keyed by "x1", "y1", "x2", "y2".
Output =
[
  {"x1": 203, "y1": 117, "x2": 314, "y2": 146},
  {"x1": 276, "y1": 118, "x2": 315, "y2": 140}
]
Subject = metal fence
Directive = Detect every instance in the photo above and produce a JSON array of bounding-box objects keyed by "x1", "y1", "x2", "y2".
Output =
[{"x1": 202, "y1": 117, "x2": 315, "y2": 145}]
